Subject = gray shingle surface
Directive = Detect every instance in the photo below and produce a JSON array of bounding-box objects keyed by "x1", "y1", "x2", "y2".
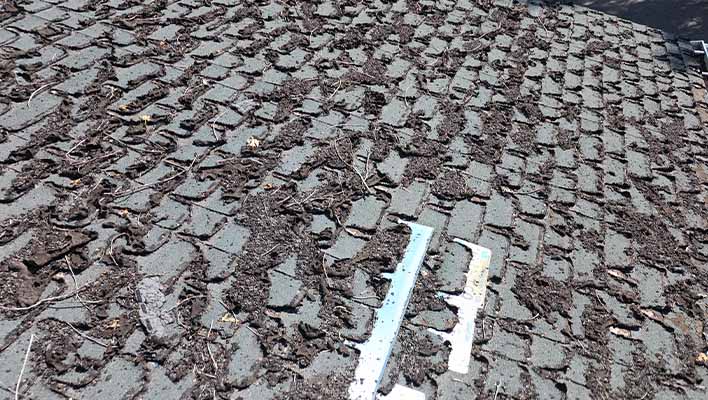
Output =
[{"x1": 1, "y1": 0, "x2": 707, "y2": 399}]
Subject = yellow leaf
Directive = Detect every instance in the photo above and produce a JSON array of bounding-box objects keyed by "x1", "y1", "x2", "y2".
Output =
[
  {"x1": 696, "y1": 353, "x2": 708, "y2": 366},
  {"x1": 70, "y1": 179, "x2": 81, "y2": 186},
  {"x1": 219, "y1": 313, "x2": 239, "y2": 324},
  {"x1": 106, "y1": 319, "x2": 121, "y2": 330},
  {"x1": 118, "y1": 104, "x2": 129, "y2": 111},
  {"x1": 247, "y1": 136, "x2": 261, "y2": 148},
  {"x1": 140, "y1": 114, "x2": 152, "y2": 122}
]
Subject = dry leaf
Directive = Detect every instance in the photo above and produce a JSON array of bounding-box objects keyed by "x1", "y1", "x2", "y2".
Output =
[
  {"x1": 640, "y1": 308, "x2": 663, "y2": 322},
  {"x1": 247, "y1": 136, "x2": 261, "y2": 148},
  {"x1": 106, "y1": 319, "x2": 121, "y2": 330},
  {"x1": 263, "y1": 182, "x2": 274, "y2": 190},
  {"x1": 140, "y1": 114, "x2": 152, "y2": 122},
  {"x1": 219, "y1": 313, "x2": 239, "y2": 324},
  {"x1": 118, "y1": 104, "x2": 130, "y2": 111},
  {"x1": 344, "y1": 227, "x2": 371, "y2": 240},
  {"x1": 607, "y1": 269, "x2": 638, "y2": 285},
  {"x1": 696, "y1": 352, "x2": 708, "y2": 366},
  {"x1": 609, "y1": 326, "x2": 632, "y2": 339},
  {"x1": 607, "y1": 269, "x2": 626, "y2": 280},
  {"x1": 70, "y1": 179, "x2": 81, "y2": 186}
]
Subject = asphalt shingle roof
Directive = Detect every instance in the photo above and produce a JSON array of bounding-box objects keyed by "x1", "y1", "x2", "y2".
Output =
[{"x1": 1, "y1": 0, "x2": 708, "y2": 399}]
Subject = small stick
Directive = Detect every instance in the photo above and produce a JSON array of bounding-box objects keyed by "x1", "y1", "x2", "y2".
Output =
[
  {"x1": 70, "y1": 151, "x2": 122, "y2": 173},
  {"x1": 259, "y1": 244, "x2": 279, "y2": 258},
  {"x1": 363, "y1": 148, "x2": 371, "y2": 181},
  {"x1": 332, "y1": 139, "x2": 373, "y2": 194},
  {"x1": 0, "y1": 384, "x2": 21, "y2": 399},
  {"x1": 206, "y1": 320, "x2": 219, "y2": 374},
  {"x1": 285, "y1": 189, "x2": 318, "y2": 209},
  {"x1": 245, "y1": 325, "x2": 261, "y2": 337},
  {"x1": 352, "y1": 295, "x2": 378, "y2": 300},
  {"x1": 321, "y1": 254, "x2": 330, "y2": 284},
  {"x1": 308, "y1": 27, "x2": 320, "y2": 45},
  {"x1": 493, "y1": 381, "x2": 501, "y2": 400},
  {"x1": 65, "y1": 322, "x2": 110, "y2": 348},
  {"x1": 1, "y1": 287, "x2": 88, "y2": 312},
  {"x1": 163, "y1": 159, "x2": 189, "y2": 170},
  {"x1": 210, "y1": 111, "x2": 226, "y2": 141},
  {"x1": 65, "y1": 137, "x2": 88, "y2": 160},
  {"x1": 15, "y1": 334, "x2": 34, "y2": 400},
  {"x1": 537, "y1": 17, "x2": 550, "y2": 39},
  {"x1": 107, "y1": 233, "x2": 127, "y2": 266},
  {"x1": 164, "y1": 295, "x2": 207, "y2": 313},
  {"x1": 327, "y1": 79, "x2": 342, "y2": 101},
  {"x1": 501, "y1": 186, "x2": 543, "y2": 195},
  {"x1": 65, "y1": 256, "x2": 89, "y2": 311},
  {"x1": 111, "y1": 158, "x2": 196, "y2": 198},
  {"x1": 193, "y1": 369, "x2": 216, "y2": 379},
  {"x1": 27, "y1": 83, "x2": 52, "y2": 107}
]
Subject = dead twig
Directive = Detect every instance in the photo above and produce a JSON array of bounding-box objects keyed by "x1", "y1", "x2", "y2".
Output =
[
  {"x1": 282, "y1": 190, "x2": 319, "y2": 210},
  {"x1": 501, "y1": 186, "x2": 543, "y2": 196},
  {"x1": 164, "y1": 295, "x2": 207, "y2": 313},
  {"x1": 15, "y1": 334, "x2": 34, "y2": 400},
  {"x1": 403, "y1": 84, "x2": 412, "y2": 108},
  {"x1": 245, "y1": 325, "x2": 261, "y2": 337},
  {"x1": 27, "y1": 83, "x2": 52, "y2": 107},
  {"x1": 259, "y1": 244, "x2": 279, "y2": 258},
  {"x1": 174, "y1": 310, "x2": 190, "y2": 330},
  {"x1": 308, "y1": 27, "x2": 320, "y2": 45},
  {"x1": 537, "y1": 16, "x2": 550, "y2": 39},
  {"x1": 363, "y1": 148, "x2": 371, "y2": 181},
  {"x1": 210, "y1": 111, "x2": 226, "y2": 141},
  {"x1": 193, "y1": 369, "x2": 216, "y2": 379},
  {"x1": 327, "y1": 78, "x2": 342, "y2": 101},
  {"x1": 65, "y1": 256, "x2": 89, "y2": 312},
  {"x1": 163, "y1": 159, "x2": 187, "y2": 169},
  {"x1": 111, "y1": 158, "x2": 196, "y2": 198},
  {"x1": 0, "y1": 385, "x2": 22, "y2": 399},
  {"x1": 107, "y1": 233, "x2": 127, "y2": 267},
  {"x1": 451, "y1": 378, "x2": 471, "y2": 387},
  {"x1": 321, "y1": 254, "x2": 331, "y2": 287},
  {"x1": 332, "y1": 139, "x2": 373, "y2": 194},
  {"x1": 64, "y1": 137, "x2": 88, "y2": 160},
  {"x1": 1, "y1": 287, "x2": 89, "y2": 312},
  {"x1": 65, "y1": 322, "x2": 110, "y2": 348},
  {"x1": 70, "y1": 150, "x2": 123, "y2": 172},
  {"x1": 206, "y1": 320, "x2": 219, "y2": 374},
  {"x1": 493, "y1": 381, "x2": 501, "y2": 400}
]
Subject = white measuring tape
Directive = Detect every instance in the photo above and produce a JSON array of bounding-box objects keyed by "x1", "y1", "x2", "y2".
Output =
[{"x1": 430, "y1": 238, "x2": 492, "y2": 374}]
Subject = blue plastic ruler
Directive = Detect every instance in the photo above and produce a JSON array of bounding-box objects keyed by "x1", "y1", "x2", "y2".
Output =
[{"x1": 348, "y1": 221, "x2": 433, "y2": 400}]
